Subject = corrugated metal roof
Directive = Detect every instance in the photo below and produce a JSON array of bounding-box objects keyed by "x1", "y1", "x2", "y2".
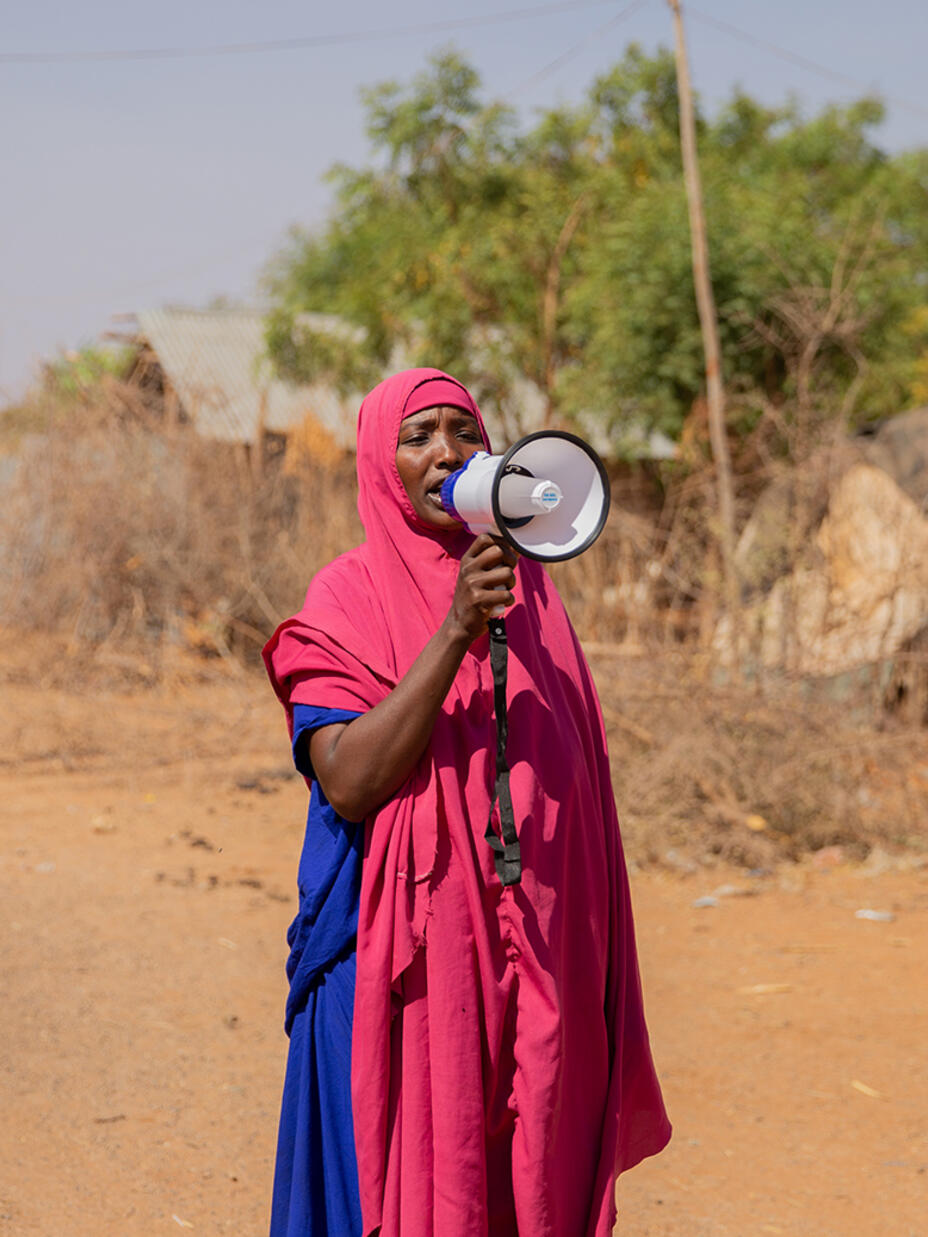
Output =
[
  {"x1": 134, "y1": 307, "x2": 673, "y2": 462},
  {"x1": 136, "y1": 307, "x2": 358, "y2": 448}
]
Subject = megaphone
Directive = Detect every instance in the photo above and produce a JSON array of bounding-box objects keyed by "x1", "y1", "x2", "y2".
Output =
[{"x1": 440, "y1": 430, "x2": 610, "y2": 561}]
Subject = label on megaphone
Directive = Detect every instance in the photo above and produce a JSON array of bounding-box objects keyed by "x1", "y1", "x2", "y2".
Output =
[
  {"x1": 497, "y1": 473, "x2": 563, "y2": 517},
  {"x1": 439, "y1": 431, "x2": 610, "y2": 562}
]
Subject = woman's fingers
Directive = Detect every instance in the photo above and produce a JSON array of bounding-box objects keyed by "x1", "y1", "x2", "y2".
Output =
[
  {"x1": 472, "y1": 565, "x2": 516, "y2": 594},
  {"x1": 460, "y1": 556, "x2": 516, "y2": 596},
  {"x1": 472, "y1": 533, "x2": 519, "y2": 557},
  {"x1": 449, "y1": 535, "x2": 520, "y2": 637},
  {"x1": 465, "y1": 535, "x2": 519, "y2": 572},
  {"x1": 496, "y1": 542, "x2": 520, "y2": 569}
]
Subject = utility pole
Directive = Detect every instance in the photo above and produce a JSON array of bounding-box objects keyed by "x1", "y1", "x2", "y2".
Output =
[{"x1": 667, "y1": 0, "x2": 741, "y2": 669}]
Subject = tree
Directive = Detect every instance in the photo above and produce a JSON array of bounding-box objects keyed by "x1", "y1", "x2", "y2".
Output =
[{"x1": 264, "y1": 48, "x2": 928, "y2": 456}]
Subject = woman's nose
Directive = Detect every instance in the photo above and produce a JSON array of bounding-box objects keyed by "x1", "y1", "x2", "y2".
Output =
[{"x1": 433, "y1": 432, "x2": 464, "y2": 469}]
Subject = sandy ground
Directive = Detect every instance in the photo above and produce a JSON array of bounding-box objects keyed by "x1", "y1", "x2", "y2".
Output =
[{"x1": 1, "y1": 648, "x2": 926, "y2": 1237}]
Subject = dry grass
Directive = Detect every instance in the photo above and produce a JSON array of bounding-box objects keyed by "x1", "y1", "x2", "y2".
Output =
[
  {"x1": 0, "y1": 401, "x2": 360, "y2": 666},
  {"x1": 590, "y1": 650, "x2": 928, "y2": 869},
  {"x1": 0, "y1": 396, "x2": 671, "y2": 659}
]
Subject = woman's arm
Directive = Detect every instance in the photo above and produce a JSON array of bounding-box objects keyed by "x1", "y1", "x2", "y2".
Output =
[{"x1": 308, "y1": 534, "x2": 516, "y2": 821}]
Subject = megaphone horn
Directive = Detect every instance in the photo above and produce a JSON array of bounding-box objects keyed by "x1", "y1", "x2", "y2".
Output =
[{"x1": 440, "y1": 430, "x2": 610, "y2": 562}]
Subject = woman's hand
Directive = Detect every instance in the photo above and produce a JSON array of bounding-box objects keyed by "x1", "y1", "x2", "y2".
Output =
[
  {"x1": 309, "y1": 534, "x2": 519, "y2": 819},
  {"x1": 445, "y1": 534, "x2": 519, "y2": 643}
]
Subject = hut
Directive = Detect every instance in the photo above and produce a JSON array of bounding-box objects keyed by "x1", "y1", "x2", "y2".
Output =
[{"x1": 120, "y1": 307, "x2": 358, "y2": 475}]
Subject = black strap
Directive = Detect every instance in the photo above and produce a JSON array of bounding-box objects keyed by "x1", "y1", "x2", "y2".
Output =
[{"x1": 484, "y1": 617, "x2": 521, "y2": 886}]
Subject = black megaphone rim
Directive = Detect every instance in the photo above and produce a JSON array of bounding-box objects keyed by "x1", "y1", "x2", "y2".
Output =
[{"x1": 490, "y1": 429, "x2": 611, "y2": 562}]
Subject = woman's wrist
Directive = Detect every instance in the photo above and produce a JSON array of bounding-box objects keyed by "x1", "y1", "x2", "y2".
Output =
[{"x1": 437, "y1": 607, "x2": 483, "y2": 650}]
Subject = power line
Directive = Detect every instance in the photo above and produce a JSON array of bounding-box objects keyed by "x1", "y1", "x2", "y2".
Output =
[
  {"x1": 503, "y1": 0, "x2": 649, "y2": 98},
  {"x1": 2, "y1": 3, "x2": 651, "y2": 318},
  {"x1": 687, "y1": 6, "x2": 928, "y2": 120},
  {"x1": 0, "y1": 2, "x2": 649, "y2": 323},
  {"x1": 7, "y1": 0, "x2": 925, "y2": 126},
  {"x1": 0, "y1": 0, "x2": 642, "y2": 65}
]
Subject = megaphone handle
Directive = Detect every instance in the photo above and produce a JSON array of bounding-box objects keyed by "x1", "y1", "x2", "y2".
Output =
[{"x1": 484, "y1": 617, "x2": 521, "y2": 887}]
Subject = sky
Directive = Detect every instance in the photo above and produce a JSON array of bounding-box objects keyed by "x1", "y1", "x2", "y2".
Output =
[{"x1": 1, "y1": 0, "x2": 926, "y2": 403}]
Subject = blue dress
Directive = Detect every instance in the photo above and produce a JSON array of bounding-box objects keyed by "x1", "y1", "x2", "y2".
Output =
[{"x1": 269, "y1": 705, "x2": 364, "y2": 1237}]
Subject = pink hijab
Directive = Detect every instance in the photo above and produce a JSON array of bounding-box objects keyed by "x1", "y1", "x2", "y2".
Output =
[{"x1": 264, "y1": 369, "x2": 670, "y2": 1235}]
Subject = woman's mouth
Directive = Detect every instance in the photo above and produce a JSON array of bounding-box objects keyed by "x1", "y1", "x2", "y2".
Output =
[{"x1": 425, "y1": 483, "x2": 445, "y2": 511}]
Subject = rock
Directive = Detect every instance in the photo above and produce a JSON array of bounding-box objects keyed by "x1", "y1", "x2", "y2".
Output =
[
  {"x1": 716, "y1": 462, "x2": 928, "y2": 675},
  {"x1": 812, "y1": 845, "x2": 846, "y2": 870}
]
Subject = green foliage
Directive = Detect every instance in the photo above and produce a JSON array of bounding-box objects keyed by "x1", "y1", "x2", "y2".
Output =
[
  {"x1": 1, "y1": 344, "x2": 133, "y2": 448},
  {"x1": 43, "y1": 344, "x2": 132, "y2": 401},
  {"x1": 264, "y1": 47, "x2": 928, "y2": 456}
]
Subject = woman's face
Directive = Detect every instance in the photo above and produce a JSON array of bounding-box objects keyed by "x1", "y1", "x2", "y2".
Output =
[{"x1": 396, "y1": 404, "x2": 485, "y2": 528}]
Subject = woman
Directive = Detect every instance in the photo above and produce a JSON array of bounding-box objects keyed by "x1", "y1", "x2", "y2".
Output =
[{"x1": 263, "y1": 368, "x2": 670, "y2": 1237}]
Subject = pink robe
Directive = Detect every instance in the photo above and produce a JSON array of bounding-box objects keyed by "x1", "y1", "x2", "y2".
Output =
[{"x1": 264, "y1": 369, "x2": 670, "y2": 1236}]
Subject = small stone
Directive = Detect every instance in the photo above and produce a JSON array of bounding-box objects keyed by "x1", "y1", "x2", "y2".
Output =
[
  {"x1": 812, "y1": 845, "x2": 845, "y2": 869},
  {"x1": 854, "y1": 908, "x2": 895, "y2": 923}
]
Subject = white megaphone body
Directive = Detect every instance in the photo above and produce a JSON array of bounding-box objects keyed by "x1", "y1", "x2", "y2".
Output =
[{"x1": 439, "y1": 430, "x2": 610, "y2": 561}]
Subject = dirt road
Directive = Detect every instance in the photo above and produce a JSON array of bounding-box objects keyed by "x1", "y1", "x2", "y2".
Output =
[{"x1": 1, "y1": 652, "x2": 925, "y2": 1236}]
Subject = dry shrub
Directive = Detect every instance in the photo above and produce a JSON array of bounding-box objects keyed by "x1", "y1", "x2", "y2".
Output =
[
  {"x1": 0, "y1": 400, "x2": 360, "y2": 666},
  {"x1": 591, "y1": 650, "x2": 928, "y2": 868},
  {"x1": 0, "y1": 398, "x2": 679, "y2": 659},
  {"x1": 550, "y1": 472, "x2": 721, "y2": 651}
]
